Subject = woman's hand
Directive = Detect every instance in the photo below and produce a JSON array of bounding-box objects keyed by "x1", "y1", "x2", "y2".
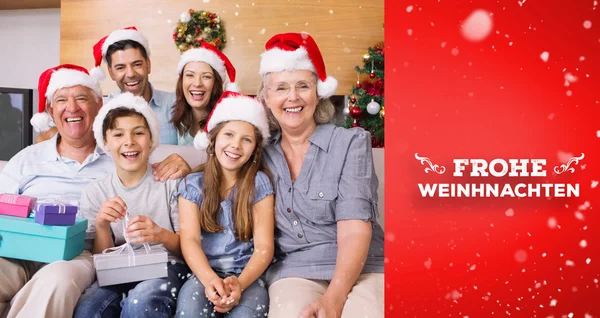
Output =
[
  {"x1": 152, "y1": 153, "x2": 191, "y2": 181},
  {"x1": 126, "y1": 215, "x2": 165, "y2": 244},
  {"x1": 299, "y1": 294, "x2": 345, "y2": 318}
]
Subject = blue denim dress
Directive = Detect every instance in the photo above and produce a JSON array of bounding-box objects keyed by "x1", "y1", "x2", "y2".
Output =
[{"x1": 177, "y1": 171, "x2": 274, "y2": 274}]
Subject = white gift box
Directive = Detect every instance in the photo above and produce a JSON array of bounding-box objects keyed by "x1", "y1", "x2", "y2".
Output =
[{"x1": 94, "y1": 243, "x2": 168, "y2": 287}]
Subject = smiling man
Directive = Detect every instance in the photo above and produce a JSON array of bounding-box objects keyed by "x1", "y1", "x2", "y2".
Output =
[
  {"x1": 0, "y1": 64, "x2": 114, "y2": 318},
  {"x1": 90, "y1": 26, "x2": 178, "y2": 145}
]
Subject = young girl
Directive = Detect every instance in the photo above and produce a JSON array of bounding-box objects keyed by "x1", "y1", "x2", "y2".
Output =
[
  {"x1": 175, "y1": 91, "x2": 274, "y2": 317},
  {"x1": 75, "y1": 93, "x2": 191, "y2": 318},
  {"x1": 172, "y1": 42, "x2": 241, "y2": 146}
]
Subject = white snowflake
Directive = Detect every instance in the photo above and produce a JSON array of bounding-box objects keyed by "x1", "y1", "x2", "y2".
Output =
[
  {"x1": 580, "y1": 240, "x2": 587, "y2": 248},
  {"x1": 540, "y1": 51, "x2": 550, "y2": 62},
  {"x1": 583, "y1": 20, "x2": 592, "y2": 29},
  {"x1": 505, "y1": 208, "x2": 514, "y2": 217},
  {"x1": 461, "y1": 9, "x2": 493, "y2": 42},
  {"x1": 160, "y1": 283, "x2": 168, "y2": 291},
  {"x1": 406, "y1": 5, "x2": 414, "y2": 12},
  {"x1": 547, "y1": 217, "x2": 557, "y2": 229},
  {"x1": 565, "y1": 260, "x2": 575, "y2": 266},
  {"x1": 586, "y1": 258, "x2": 591, "y2": 264},
  {"x1": 550, "y1": 299, "x2": 557, "y2": 306}
]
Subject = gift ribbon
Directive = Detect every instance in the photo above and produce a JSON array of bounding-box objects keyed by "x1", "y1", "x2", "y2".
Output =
[
  {"x1": 31, "y1": 197, "x2": 69, "y2": 218},
  {"x1": 101, "y1": 212, "x2": 151, "y2": 267}
]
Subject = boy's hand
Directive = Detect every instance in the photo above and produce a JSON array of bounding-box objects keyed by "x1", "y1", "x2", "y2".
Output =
[
  {"x1": 96, "y1": 196, "x2": 127, "y2": 227},
  {"x1": 152, "y1": 153, "x2": 191, "y2": 182},
  {"x1": 214, "y1": 276, "x2": 242, "y2": 313},
  {"x1": 126, "y1": 215, "x2": 165, "y2": 244}
]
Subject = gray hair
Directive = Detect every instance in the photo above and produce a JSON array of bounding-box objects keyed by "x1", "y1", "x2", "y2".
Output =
[
  {"x1": 257, "y1": 73, "x2": 335, "y2": 131},
  {"x1": 47, "y1": 86, "x2": 102, "y2": 110}
]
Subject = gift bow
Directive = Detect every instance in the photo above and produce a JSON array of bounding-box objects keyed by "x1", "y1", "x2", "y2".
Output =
[
  {"x1": 31, "y1": 197, "x2": 69, "y2": 218},
  {"x1": 101, "y1": 212, "x2": 151, "y2": 267}
]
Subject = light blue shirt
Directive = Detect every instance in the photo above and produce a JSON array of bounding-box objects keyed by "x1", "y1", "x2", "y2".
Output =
[
  {"x1": 177, "y1": 132, "x2": 194, "y2": 146},
  {"x1": 0, "y1": 133, "x2": 114, "y2": 204},
  {"x1": 177, "y1": 171, "x2": 274, "y2": 274},
  {"x1": 105, "y1": 83, "x2": 178, "y2": 145}
]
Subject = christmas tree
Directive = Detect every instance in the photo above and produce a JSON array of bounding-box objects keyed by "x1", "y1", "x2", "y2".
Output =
[{"x1": 343, "y1": 42, "x2": 384, "y2": 148}]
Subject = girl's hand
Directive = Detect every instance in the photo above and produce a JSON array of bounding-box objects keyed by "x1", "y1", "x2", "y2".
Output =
[
  {"x1": 205, "y1": 276, "x2": 231, "y2": 305},
  {"x1": 96, "y1": 196, "x2": 127, "y2": 227},
  {"x1": 126, "y1": 215, "x2": 165, "y2": 244},
  {"x1": 214, "y1": 276, "x2": 242, "y2": 313}
]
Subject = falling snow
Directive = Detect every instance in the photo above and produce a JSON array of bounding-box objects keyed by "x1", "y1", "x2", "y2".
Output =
[
  {"x1": 424, "y1": 257, "x2": 432, "y2": 269},
  {"x1": 505, "y1": 208, "x2": 514, "y2": 217},
  {"x1": 547, "y1": 217, "x2": 557, "y2": 229},
  {"x1": 540, "y1": 51, "x2": 549, "y2": 62},
  {"x1": 586, "y1": 258, "x2": 592, "y2": 264},
  {"x1": 451, "y1": 48, "x2": 460, "y2": 56},
  {"x1": 575, "y1": 211, "x2": 585, "y2": 220},
  {"x1": 515, "y1": 250, "x2": 527, "y2": 263},
  {"x1": 407, "y1": 5, "x2": 414, "y2": 12},
  {"x1": 583, "y1": 20, "x2": 592, "y2": 29},
  {"x1": 160, "y1": 283, "x2": 167, "y2": 291},
  {"x1": 461, "y1": 9, "x2": 493, "y2": 42},
  {"x1": 565, "y1": 260, "x2": 575, "y2": 266},
  {"x1": 580, "y1": 240, "x2": 587, "y2": 248}
]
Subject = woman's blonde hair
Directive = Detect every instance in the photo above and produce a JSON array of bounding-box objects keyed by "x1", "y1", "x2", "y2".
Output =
[{"x1": 256, "y1": 73, "x2": 335, "y2": 131}]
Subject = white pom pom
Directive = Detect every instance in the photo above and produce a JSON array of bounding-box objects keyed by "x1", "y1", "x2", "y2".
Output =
[
  {"x1": 89, "y1": 66, "x2": 106, "y2": 82},
  {"x1": 193, "y1": 132, "x2": 210, "y2": 150},
  {"x1": 30, "y1": 112, "x2": 53, "y2": 132},
  {"x1": 225, "y1": 82, "x2": 242, "y2": 93},
  {"x1": 317, "y1": 76, "x2": 338, "y2": 99}
]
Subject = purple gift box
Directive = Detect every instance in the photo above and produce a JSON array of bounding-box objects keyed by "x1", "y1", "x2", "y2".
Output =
[{"x1": 34, "y1": 202, "x2": 78, "y2": 226}]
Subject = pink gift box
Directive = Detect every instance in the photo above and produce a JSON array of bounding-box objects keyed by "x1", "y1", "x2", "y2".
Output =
[{"x1": 0, "y1": 194, "x2": 37, "y2": 218}]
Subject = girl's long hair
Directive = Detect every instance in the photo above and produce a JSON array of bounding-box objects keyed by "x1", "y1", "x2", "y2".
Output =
[
  {"x1": 171, "y1": 65, "x2": 224, "y2": 136},
  {"x1": 197, "y1": 122, "x2": 273, "y2": 241}
]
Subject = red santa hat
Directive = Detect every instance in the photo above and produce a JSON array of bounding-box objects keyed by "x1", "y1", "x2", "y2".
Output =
[
  {"x1": 194, "y1": 91, "x2": 270, "y2": 150},
  {"x1": 31, "y1": 64, "x2": 102, "y2": 133},
  {"x1": 92, "y1": 92, "x2": 160, "y2": 152},
  {"x1": 176, "y1": 42, "x2": 241, "y2": 93},
  {"x1": 90, "y1": 26, "x2": 151, "y2": 81},
  {"x1": 259, "y1": 32, "x2": 338, "y2": 98}
]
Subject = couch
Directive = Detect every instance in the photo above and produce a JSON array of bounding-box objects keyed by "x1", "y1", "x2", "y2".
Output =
[{"x1": 0, "y1": 146, "x2": 385, "y2": 226}]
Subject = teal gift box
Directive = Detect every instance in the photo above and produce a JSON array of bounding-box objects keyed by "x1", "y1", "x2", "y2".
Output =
[{"x1": 0, "y1": 215, "x2": 87, "y2": 263}]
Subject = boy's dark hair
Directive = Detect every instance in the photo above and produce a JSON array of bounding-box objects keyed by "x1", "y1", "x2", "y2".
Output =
[
  {"x1": 102, "y1": 107, "x2": 151, "y2": 141},
  {"x1": 105, "y1": 40, "x2": 149, "y2": 67}
]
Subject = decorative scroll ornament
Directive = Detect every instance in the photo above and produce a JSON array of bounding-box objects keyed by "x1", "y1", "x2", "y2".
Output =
[
  {"x1": 415, "y1": 153, "x2": 446, "y2": 174},
  {"x1": 554, "y1": 153, "x2": 585, "y2": 175}
]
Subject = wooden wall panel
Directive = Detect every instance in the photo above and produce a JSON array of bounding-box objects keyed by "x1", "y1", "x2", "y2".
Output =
[
  {"x1": 0, "y1": 0, "x2": 59, "y2": 10},
  {"x1": 60, "y1": 0, "x2": 383, "y2": 96}
]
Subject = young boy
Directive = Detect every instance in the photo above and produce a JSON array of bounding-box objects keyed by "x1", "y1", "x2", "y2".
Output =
[{"x1": 74, "y1": 92, "x2": 190, "y2": 318}]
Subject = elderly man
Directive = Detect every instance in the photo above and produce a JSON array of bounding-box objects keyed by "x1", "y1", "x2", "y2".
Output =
[
  {"x1": 38, "y1": 27, "x2": 191, "y2": 180},
  {"x1": 0, "y1": 64, "x2": 111, "y2": 317}
]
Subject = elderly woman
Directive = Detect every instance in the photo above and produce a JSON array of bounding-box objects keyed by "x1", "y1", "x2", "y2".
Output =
[{"x1": 257, "y1": 33, "x2": 384, "y2": 318}]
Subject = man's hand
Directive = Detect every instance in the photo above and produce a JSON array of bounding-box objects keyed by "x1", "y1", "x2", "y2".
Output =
[
  {"x1": 96, "y1": 196, "x2": 127, "y2": 228},
  {"x1": 299, "y1": 294, "x2": 345, "y2": 318},
  {"x1": 152, "y1": 153, "x2": 191, "y2": 182},
  {"x1": 126, "y1": 215, "x2": 165, "y2": 244}
]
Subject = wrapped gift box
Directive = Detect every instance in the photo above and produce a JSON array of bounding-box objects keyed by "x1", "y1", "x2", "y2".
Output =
[
  {"x1": 34, "y1": 202, "x2": 78, "y2": 226},
  {"x1": 0, "y1": 215, "x2": 87, "y2": 263},
  {"x1": 94, "y1": 244, "x2": 168, "y2": 287},
  {"x1": 0, "y1": 194, "x2": 37, "y2": 218}
]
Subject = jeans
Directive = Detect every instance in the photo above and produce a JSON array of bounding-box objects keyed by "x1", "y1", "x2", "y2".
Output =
[
  {"x1": 175, "y1": 272, "x2": 269, "y2": 318},
  {"x1": 74, "y1": 262, "x2": 191, "y2": 318}
]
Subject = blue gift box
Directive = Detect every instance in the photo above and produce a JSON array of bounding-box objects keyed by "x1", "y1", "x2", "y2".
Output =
[{"x1": 0, "y1": 215, "x2": 87, "y2": 263}]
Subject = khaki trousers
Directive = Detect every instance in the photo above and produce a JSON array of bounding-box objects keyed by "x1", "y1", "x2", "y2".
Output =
[
  {"x1": 0, "y1": 251, "x2": 95, "y2": 318},
  {"x1": 268, "y1": 273, "x2": 384, "y2": 318}
]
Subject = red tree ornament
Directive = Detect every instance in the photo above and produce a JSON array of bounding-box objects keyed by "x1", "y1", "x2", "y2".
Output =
[{"x1": 350, "y1": 106, "x2": 362, "y2": 119}]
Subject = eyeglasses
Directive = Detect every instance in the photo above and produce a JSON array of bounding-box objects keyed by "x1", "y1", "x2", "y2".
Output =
[{"x1": 264, "y1": 81, "x2": 315, "y2": 97}]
